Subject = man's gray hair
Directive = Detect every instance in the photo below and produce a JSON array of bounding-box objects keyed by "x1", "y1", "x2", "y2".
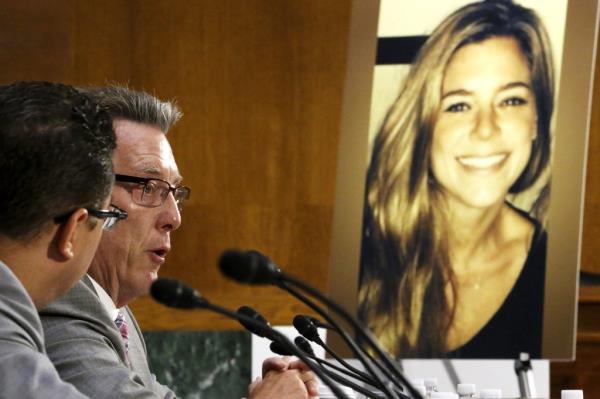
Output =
[{"x1": 80, "y1": 85, "x2": 182, "y2": 133}]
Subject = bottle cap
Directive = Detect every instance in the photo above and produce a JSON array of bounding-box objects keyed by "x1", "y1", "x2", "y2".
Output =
[
  {"x1": 561, "y1": 390, "x2": 584, "y2": 399},
  {"x1": 479, "y1": 388, "x2": 502, "y2": 398},
  {"x1": 457, "y1": 383, "x2": 476, "y2": 395}
]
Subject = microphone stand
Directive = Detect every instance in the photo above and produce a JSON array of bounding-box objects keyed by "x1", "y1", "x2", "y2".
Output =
[
  {"x1": 277, "y1": 273, "x2": 424, "y2": 399},
  {"x1": 282, "y1": 281, "x2": 403, "y2": 399},
  {"x1": 197, "y1": 303, "x2": 351, "y2": 399},
  {"x1": 295, "y1": 334, "x2": 375, "y2": 386},
  {"x1": 151, "y1": 281, "x2": 351, "y2": 399},
  {"x1": 297, "y1": 342, "x2": 406, "y2": 398}
]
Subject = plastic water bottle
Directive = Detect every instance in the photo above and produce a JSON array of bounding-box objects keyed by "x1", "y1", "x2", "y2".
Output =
[
  {"x1": 424, "y1": 377, "x2": 439, "y2": 397},
  {"x1": 561, "y1": 390, "x2": 584, "y2": 399},
  {"x1": 479, "y1": 388, "x2": 502, "y2": 398},
  {"x1": 456, "y1": 383, "x2": 476, "y2": 398}
]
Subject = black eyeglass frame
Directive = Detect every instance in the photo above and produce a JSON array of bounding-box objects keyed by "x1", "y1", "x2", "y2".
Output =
[
  {"x1": 114, "y1": 173, "x2": 190, "y2": 210},
  {"x1": 54, "y1": 205, "x2": 128, "y2": 231},
  {"x1": 87, "y1": 206, "x2": 128, "y2": 230}
]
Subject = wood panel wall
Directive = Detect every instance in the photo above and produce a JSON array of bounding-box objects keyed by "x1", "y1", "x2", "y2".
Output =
[
  {"x1": 581, "y1": 21, "x2": 600, "y2": 275},
  {"x1": 0, "y1": 0, "x2": 351, "y2": 329}
]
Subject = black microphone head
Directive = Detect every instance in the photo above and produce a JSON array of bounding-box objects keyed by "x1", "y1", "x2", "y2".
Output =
[
  {"x1": 294, "y1": 336, "x2": 315, "y2": 356},
  {"x1": 269, "y1": 341, "x2": 294, "y2": 356},
  {"x1": 299, "y1": 314, "x2": 332, "y2": 330},
  {"x1": 150, "y1": 278, "x2": 207, "y2": 309},
  {"x1": 293, "y1": 315, "x2": 322, "y2": 343},
  {"x1": 219, "y1": 249, "x2": 281, "y2": 285},
  {"x1": 237, "y1": 305, "x2": 272, "y2": 338}
]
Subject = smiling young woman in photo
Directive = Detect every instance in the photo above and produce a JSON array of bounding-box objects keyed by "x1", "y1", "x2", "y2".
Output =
[{"x1": 358, "y1": 0, "x2": 554, "y2": 358}]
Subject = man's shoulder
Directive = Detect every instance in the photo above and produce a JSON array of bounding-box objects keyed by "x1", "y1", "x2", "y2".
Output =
[
  {"x1": 0, "y1": 261, "x2": 44, "y2": 351},
  {"x1": 40, "y1": 276, "x2": 101, "y2": 316},
  {"x1": 39, "y1": 276, "x2": 117, "y2": 345}
]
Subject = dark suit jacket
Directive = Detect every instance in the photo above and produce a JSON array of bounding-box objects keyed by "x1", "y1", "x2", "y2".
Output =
[
  {"x1": 0, "y1": 260, "x2": 87, "y2": 398},
  {"x1": 40, "y1": 275, "x2": 175, "y2": 398}
]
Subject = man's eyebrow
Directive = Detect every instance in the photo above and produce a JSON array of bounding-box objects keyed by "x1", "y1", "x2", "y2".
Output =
[
  {"x1": 138, "y1": 165, "x2": 183, "y2": 185},
  {"x1": 137, "y1": 164, "x2": 161, "y2": 175}
]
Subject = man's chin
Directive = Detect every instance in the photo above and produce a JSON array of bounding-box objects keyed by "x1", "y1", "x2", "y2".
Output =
[{"x1": 138, "y1": 272, "x2": 159, "y2": 296}]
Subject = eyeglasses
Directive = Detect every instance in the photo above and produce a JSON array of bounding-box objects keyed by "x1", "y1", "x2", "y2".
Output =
[
  {"x1": 114, "y1": 174, "x2": 191, "y2": 211},
  {"x1": 87, "y1": 205, "x2": 128, "y2": 230},
  {"x1": 54, "y1": 204, "x2": 128, "y2": 231}
]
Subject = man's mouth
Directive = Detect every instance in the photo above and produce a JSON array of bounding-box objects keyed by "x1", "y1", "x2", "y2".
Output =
[
  {"x1": 153, "y1": 249, "x2": 168, "y2": 258},
  {"x1": 148, "y1": 245, "x2": 170, "y2": 264}
]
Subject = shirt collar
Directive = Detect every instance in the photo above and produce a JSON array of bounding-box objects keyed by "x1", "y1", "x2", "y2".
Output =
[{"x1": 88, "y1": 274, "x2": 122, "y2": 321}]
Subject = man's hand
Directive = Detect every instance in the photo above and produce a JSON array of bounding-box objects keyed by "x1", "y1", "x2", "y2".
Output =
[
  {"x1": 247, "y1": 356, "x2": 319, "y2": 398},
  {"x1": 247, "y1": 369, "x2": 308, "y2": 399}
]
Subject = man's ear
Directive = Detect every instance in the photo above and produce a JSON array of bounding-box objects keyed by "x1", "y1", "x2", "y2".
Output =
[{"x1": 55, "y1": 208, "x2": 89, "y2": 260}]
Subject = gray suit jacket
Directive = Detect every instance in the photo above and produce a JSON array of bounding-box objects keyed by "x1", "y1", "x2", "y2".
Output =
[
  {"x1": 40, "y1": 275, "x2": 175, "y2": 399},
  {"x1": 0, "y1": 260, "x2": 87, "y2": 398}
]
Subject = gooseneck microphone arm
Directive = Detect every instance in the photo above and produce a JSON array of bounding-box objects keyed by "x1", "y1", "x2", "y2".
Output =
[
  {"x1": 308, "y1": 362, "x2": 388, "y2": 399},
  {"x1": 150, "y1": 278, "x2": 351, "y2": 399},
  {"x1": 292, "y1": 335, "x2": 396, "y2": 399},
  {"x1": 294, "y1": 316, "x2": 380, "y2": 385},
  {"x1": 295, "y1": 336, "x2": 389, "y2": 389},
  {"x1": 219, "y1": 250, "x2": 424, "y2": 399},
  {"x1": 286, "y1": 281, "x2": 406, "y2": 399},
  {"x1": 284, "y1": 282, "x2": 402, "y2": 399},
  {"x1": 281, "y1": 273, "x2": 420, "y2": 399},
  {"x1": 240, "y1": 306, "x2": 402, "y2": 398}
]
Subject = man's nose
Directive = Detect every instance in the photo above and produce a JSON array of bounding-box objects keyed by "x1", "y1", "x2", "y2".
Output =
[{"x1": 158, "y1": 192, "x2": 182, "y2": 232}]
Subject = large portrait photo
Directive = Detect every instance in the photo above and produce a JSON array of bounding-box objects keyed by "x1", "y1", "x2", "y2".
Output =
[{"x1": 329, "y1": 0, "x2": 598, "y2": 360}]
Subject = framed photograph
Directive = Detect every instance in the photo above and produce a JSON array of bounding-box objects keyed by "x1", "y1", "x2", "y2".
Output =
[{"x1": 329, "y1": 0, "x2": 599, "y2": 359}]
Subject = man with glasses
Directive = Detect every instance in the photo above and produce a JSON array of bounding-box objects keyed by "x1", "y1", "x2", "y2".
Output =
[
  {"x1": 41, "y1": 85, "x2": 316, "y2": 398},
  {"x1": 0, "y1": 81, "x2": 122, "y2": 397}
]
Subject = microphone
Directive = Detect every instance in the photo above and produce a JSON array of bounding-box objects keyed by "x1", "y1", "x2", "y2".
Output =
[
  {"x1": 293, "y1": 315, "x2": 324, "y2": 344},
  {"x1": 218, "y1": 250, "x2": 281, "y2": 284},
  {"x1": 219, "y1": 249, "x2": 423, "y2": 399},
  {"x1": 221, "y1": 251, "x2": 400, "y2": 398},
  {"x1": 269, "y1": 341, "x2": 294, "y2": 356},
  {"x1": 294, "y1": 336, "x2": 316, "y2": 356},
  {"x1": 151, "y1": 278, "x2": 277, "y2": 341},
  {"x1": 237, "y1": 306, "x2": 277, "y2": 340},
  {"x1": 300, "y1": 314, "x2": 334, "y2": 330},
  {"x1": 221, "y1": 252, "x2": 400, "y2": 398},
  {"x1": 150, "y1": 278, "x2": 352, "y2": 399},
  {"x1": 294, "y1": 315, "x2": 378, "y2": 388},
  {"x1": 150, "y1": 277, "x2": 208, "y2": 309}
]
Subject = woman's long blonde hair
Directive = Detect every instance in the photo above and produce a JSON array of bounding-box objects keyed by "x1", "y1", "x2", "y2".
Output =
[{"x1": 358, "y1": 0, "x2": 554, "y2": 357}]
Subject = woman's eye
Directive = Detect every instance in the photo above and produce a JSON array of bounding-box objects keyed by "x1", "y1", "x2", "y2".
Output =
[
  {"x1": 501, "y1": 96, "x2": 527, "y2": 106},
  {"x1": 444, "y1": 102, "x2": 470, "y2": 113}
]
